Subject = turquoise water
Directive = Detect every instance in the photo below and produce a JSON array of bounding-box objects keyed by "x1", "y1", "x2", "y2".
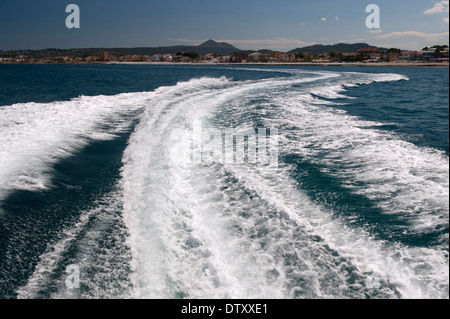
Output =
[{"x1": 0, "y1": 64, "x2": 448, "y2": 299}]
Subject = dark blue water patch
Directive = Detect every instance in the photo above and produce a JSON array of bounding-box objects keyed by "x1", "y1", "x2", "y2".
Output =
[
  {"x1": 362, "y1": 124, "x2": 403, "y2": 132},
  {"x1": 0, "y1": 129, "x2": 133, "y2": 299},
  {"x1": 282, "y1": 153, "x2": 446, "y2": 248},
  {"x1": 334, "y1": 67, "x2": 449, "y2": 155}
]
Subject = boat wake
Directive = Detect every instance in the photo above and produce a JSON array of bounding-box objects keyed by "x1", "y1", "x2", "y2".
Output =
[{"x1": 7, "y1": 68, "x2": 448, "y2": 299}]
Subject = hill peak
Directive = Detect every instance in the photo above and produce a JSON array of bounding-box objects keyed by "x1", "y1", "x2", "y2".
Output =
[
  {"x1": 199, "y1": 39, "x2": 219, "y2": 47},
  {"x1": 288, "y1": 42, "x2": 387, "y2": 54},
  {"x1": 198, "y1": 39, "x2": 238, "y2": 51}
]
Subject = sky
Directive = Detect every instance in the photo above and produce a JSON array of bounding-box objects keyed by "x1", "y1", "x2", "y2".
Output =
[{"x1": 0, "y1": 0, "x2": 448, "y2": 51}]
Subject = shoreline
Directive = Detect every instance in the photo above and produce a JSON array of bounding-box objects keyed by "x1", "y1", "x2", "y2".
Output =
[
  {"x1": 1, "y1": 62, "x2": 448, "y2": 67},
  {"x1": 107, "y1": 62, "x2": 449, "y2": 67}
]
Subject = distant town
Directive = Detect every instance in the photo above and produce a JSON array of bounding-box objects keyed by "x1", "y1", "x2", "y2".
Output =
[{"x1": 1, "y1": 41, "x2": 448, "y2": 65}]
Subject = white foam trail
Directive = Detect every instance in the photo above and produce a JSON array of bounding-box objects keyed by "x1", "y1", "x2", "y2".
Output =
[
  {"x1": 236, "y1": 69, "x2": 446, "y2": 235},
  {"x1": 215, "y1": 71, "x2": 447, "y2": 298},
  {"x1": 120, "y1": 74, "x2": 341, "y2": 298},
  {"x1": 9, "y1": 68, "x2": 444, "y2": 300},
  {"x1": 121, "y1": 77, "x2": 240, "y2": 298},
  {"x1": 121, "y1": 71, "x2": 448, "y2": 299},
  {"x1": 0, "y1": 92, "x2": 150, "y2": 200},
  {"x1": 16, "y1": 188, "x2": 132, "y2": 299},
  {"x1": 270, "y1": 89, "x2": 448, "y2": 234},
  {"x1": 223, "y1": 164, "x2": 448, "y2": 299},
  {"x1": 121, "y1": 76, "x2": 299, "y2": 298},
  {"x1": 16, "y1": 194, "x2": 114, "y2": 299}
]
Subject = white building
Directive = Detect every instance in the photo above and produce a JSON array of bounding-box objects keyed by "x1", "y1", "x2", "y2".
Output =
[
  {"x1": 150, "y1": 54, "x2": 163, "y2": 62},
  {"x1": 248, "y1": 52, "x2": 262, "y2": 61},
  {"x1": 163, "y1": 54, "x2": 173, "y2": 62}
]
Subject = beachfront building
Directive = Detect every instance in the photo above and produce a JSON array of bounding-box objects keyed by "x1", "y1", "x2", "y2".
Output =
[
  {"x1": 230, "y1": 53, "x2": 249, "y2": 63},
  {"x1": 436, "y1": 47, "x2": 449, "y2": 63},
  {"x1": 422, "y1": 47, "x2": 449, "y2": 62},
  {"x1": 163, "y1": 54, "x2": 173, "y2": 62},
  {"x1": 422, "y1": 48, "x2": 437, "y2": 62},
  {"x1": 341, "y1": 52, "x2": 358, "y2": 62},
  {"x1": 248, "y1": 52, "x2": 262, "y2": 62},
  {"x1": 271, "y1": 51, "x2": 282, "y2": 60},
  {"x1": 172, "y1": 55, "x2": 191, "y2": 63},
  {"x1": 385, "y1": 49, "x2": 402, "y2": 62},
  {"x1": 358, "y1": 47, "x2": 380, "y2": 61},
  {"x1": 281, "y1": 53, "x2": 295, "y2": 62},
  {"x1": 366, "y1": 52, "x2": 382, "y2": 62},
  {"x1": 400, "y1": 51, "x2": 422, "y2": 62},
  {"x1": 220, "y1": 55, "x2": 232, "y2": 63},
  {"x1": 150, "y1": 54, "x2": 163, "y2": 62},
  {"x1": 85, "y1": 56, "x2": 100, "y2": 62}
]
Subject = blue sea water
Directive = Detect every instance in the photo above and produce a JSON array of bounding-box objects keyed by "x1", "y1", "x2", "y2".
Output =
[{"x1": 0, "y1": 64, "x2": 448, "y2": 299}]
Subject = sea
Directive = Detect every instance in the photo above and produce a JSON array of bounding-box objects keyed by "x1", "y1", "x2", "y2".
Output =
[{"x1": 0, "y1": 64, "x2": 448, "y2": 299}]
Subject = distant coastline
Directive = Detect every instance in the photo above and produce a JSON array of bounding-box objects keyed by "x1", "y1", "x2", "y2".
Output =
[
  {"x1": 107, "y1": 61, "x2": 450, "y2": 67},
  {"x1": 2, "y1": 40, "x2": 448, "y2": 66},
  {"x1": 1, "y1": 61, "x2": 448, "y2": 67}
]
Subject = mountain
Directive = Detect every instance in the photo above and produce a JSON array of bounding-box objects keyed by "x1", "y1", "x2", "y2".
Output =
[
  {"x1": 0, "y1": 40, "x2": 241, "y2": 58},
  {"x1": 197, "y1": 39, "x2": 239, "y2": 52},
  {"x1": 1, "y1": 41, "x2": 393, "y2": 59},
  {"x1": 106, "y1": 40, "x2": 240, "y2": 56},
  {"x1": 288, "y1": 43, "x2": 388, "y2": 55},
  {"x1": 83, "y1": 40, "x2": 240, "y2": 56}
]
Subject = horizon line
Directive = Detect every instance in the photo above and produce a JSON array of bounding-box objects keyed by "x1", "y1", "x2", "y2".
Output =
[{"x1": 0, "y1": 39, "x2": 433, "y2": 53}]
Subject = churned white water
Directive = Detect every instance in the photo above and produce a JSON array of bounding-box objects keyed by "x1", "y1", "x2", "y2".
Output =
[
  {"x1": 120, "y1": 71, "x2": 448, "y2": 299},
  {"x1": 12, "y1": 69, "x2": 448, "y2": 299}
]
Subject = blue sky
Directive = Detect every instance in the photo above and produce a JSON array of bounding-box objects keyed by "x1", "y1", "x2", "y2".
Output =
[{"x1": 0, "y1": 0, "x2": 448, "y2": 51}]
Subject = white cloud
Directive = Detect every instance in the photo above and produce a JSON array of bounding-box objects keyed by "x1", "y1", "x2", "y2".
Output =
[
  {"x1": 374, "y1": 41, "x2": 422, "y2": 50},
  {"x1": 367, "y1": 29, "x2": 384, "y2": 34},
  {"x1": 338, "y1": 38, "x2": 366, "y2": 43},
  {"x1": 376, "y1": 30, "x2": 449, "y2": 42},
  {"x1": 444, "y1": 17, "x2": 450, "y2": 23},
  {"x1": 300, "y1": 22, "x2": 305, "y2": 26},
  {"x1": 424, "y1": 0, "x2": 449, "y2": 15},
  {"x1": 321, "y1": 17, "x2": 327, "y2": 21}
]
